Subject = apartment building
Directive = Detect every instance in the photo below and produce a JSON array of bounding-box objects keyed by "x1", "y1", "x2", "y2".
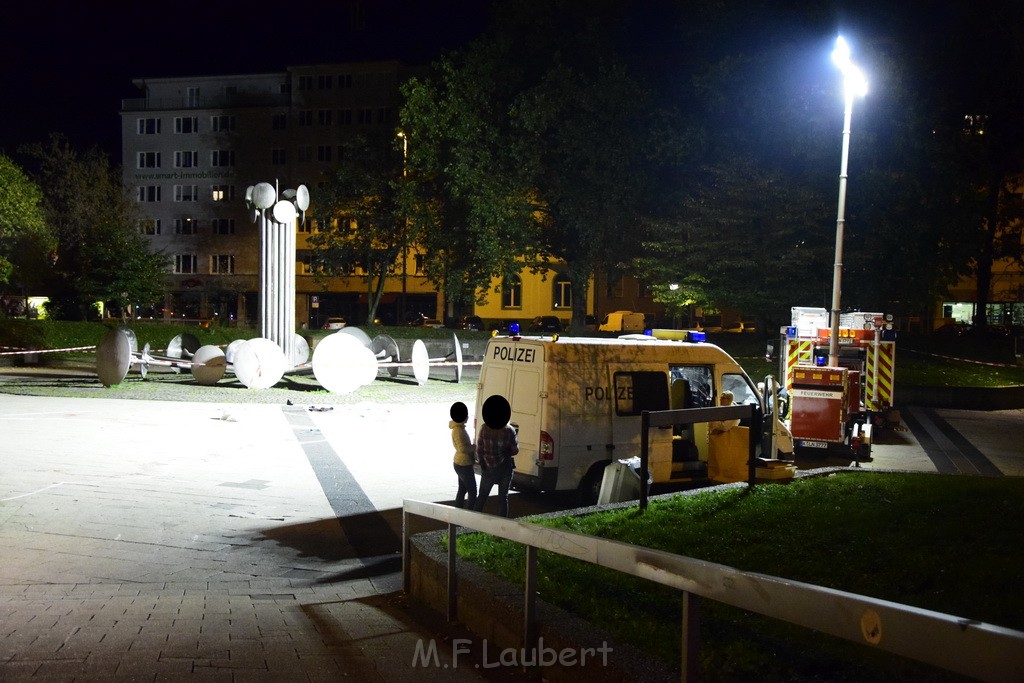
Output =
[
  {"x1": 123, "y1": 60, "x2": 646, "y2": 331},
  {"x1": 121, "y1": 61, "x2": 440, "y2": 327}
]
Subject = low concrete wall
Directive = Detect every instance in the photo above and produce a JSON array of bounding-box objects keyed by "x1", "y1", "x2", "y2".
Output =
[{"x1": 407, "y1": 529, "x2": 676, "y2": 682}]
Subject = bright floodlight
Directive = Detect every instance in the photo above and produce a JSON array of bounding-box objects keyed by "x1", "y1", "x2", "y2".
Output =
[
  {"x1": 832, "y1": 36, "x2": 868, "y2": 98},
  {"x1": 827, "y1": 34, "x2": 868, "y2": 367}
]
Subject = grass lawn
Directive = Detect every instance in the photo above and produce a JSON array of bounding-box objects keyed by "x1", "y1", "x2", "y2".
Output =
[{"x1": 455, "y1": 472, "x2": 1024, "y2": 681}]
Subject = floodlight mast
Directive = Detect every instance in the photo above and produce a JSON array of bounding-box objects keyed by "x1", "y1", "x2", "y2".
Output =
[{"x1": 828, "y1": 36, "x2": 868, "y2": 367}]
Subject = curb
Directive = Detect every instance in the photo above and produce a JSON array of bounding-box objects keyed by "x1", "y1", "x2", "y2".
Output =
[{"x1": 898, "y1": 384, "x2": 1024, "y2": 411}]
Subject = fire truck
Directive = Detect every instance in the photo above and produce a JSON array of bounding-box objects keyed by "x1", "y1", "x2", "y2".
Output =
[{"x1": 777, "y1": 307, "x2": 896, "y2": 460}]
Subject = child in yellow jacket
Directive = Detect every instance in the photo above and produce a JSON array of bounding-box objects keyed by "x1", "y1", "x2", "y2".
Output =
[{"x1": 450, "y1": 402, "x2": 477, "y2": 508}]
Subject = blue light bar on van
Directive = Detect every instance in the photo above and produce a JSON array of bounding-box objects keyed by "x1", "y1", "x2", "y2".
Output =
[
  {"x1": 687, "y1": 331, "x2": 706, "y2": 343},
  {"x1": 508, "y1": 322, "x2": 520, "y2": 336}
]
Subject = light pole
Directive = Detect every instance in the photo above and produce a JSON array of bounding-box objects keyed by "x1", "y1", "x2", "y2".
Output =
[
  {"x1": 828, "y1": 36, "x2": 868, "y2": 367},
  {"x1": 397, "y1": 130, "x2": 408, "y2": 324}
]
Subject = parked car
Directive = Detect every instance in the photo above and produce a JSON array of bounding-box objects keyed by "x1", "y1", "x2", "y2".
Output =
[
  {"x1": 699, "y1": 315, "x2": 724, "y2": 333},
  {"x1": 321, "y1": 317, "x2": 347, "y2": 330},
  {"x1": 404, "y1": 312, "x2": 440, "y2": 327},
  {"x1": 491, "y1": 319, "x2": 522, "y2": 335},
  {"x1": 723, "y1": 319, "x2": 757, "y2": 334},
  {"x1": 455, "y1": 315, "x2": 484, "y2": 331},
  {"x1": 935, "y1": 323, "x2": 970, "y2": 337},
  {"x1": 529, "y1": 316, "x2": 562, "y2": 333}
]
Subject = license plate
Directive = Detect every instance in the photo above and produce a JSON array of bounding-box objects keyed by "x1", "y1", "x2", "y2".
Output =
[{"x1": 800, "y1": 440, "x2": 829, "y2": 449}]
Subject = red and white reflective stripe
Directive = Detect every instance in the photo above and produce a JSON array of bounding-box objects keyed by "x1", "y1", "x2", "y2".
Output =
[{"x1": 0, "y1": 345, "x2": 97, "y2": 356}]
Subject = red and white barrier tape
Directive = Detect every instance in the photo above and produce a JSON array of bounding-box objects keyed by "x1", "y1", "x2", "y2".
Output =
[
  {"x1": 0, "y1": 345, "x2": 97, "y2": 356},
  {"x1": 903, "y1": 348, "x2": 1021, "y2": 369}
]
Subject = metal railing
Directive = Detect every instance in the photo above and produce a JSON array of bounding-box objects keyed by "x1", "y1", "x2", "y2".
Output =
[{"x1": 402, "y1": 499, "x2": 1024, "y2": 682}]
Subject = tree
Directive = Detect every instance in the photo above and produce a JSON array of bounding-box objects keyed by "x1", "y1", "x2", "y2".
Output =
[
  {"x1": 400, "y1": 1, "x2": 683, "y2": 332},
  {"x1": 640, "y1": 156, "x2": 833, "y2": 330},
  {"x1": 400, "y1": 48, "x2": 545, "y2": 320},
  {"x1": 916, "y1": 0, "x2": 1024, "y2": 330},
  {"x1": 307, "y1": 133, "x2": 408, "y2": 325},
  {"x1": 0, "y1": 154, "x2": 53, "y2": 307},
  {"x1": 19, "y1": 134, "x2": 167, "y2": 320}
]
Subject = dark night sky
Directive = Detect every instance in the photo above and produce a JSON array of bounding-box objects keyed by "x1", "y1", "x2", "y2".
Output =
[
  {"x1": 0, "y1": 0, "x2": 493, "y2": 159},
  {"x1": 0, "y1": 0, "x2": 1017, "y2": 163}
]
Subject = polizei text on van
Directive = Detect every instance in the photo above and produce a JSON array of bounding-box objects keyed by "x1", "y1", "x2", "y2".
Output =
[{"x1": 491, "y1": 345, "x2": 537, "y2": 363}]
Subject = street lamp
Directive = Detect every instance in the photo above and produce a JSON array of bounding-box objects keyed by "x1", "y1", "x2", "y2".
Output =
[
  {"x1": 828, "y1": 35, "x2": 868, "y2": 367},
  {"x1": 397, "y1": 131, "x2": 409, "y2": 323}
]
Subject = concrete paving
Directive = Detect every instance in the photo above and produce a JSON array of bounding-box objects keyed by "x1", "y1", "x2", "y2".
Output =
[
  {"x1": 1, "y1": 391, "x2": 1022, "y2": 681},
  {"x1": 0, "y1": 394, "x2": 528, "y2": 681}
]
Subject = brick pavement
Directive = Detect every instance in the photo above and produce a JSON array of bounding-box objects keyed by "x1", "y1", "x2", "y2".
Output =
[{"x1": 0, "y1": 395, "x2": 525, "y2": 681}]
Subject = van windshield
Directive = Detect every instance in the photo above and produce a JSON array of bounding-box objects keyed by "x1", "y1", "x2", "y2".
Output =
[{"x1": 721, "y1": 372, "x2": 758, "y2": 405}]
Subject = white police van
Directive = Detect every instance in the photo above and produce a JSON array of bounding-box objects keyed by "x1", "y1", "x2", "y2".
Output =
[{"x1": 475, "y1": 333, "x2": 793, "y2": 502}]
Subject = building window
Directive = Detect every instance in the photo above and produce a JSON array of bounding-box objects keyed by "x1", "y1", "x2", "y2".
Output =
[
  {"x1": 377, "y1": 107, "x2": 392, "y2": 124},
  {"x1": 174, "y1": 254, "x2": 198, "y2": 274},
  {"x1": 339, "y1": 109, "x2": 353, "y2": 125},
  {"x1": 317, "y1": 74, "x2": 332, "y2": 90},
  {"x1": 317, "y1": 145, "x2": 332, "y2": 163},
  {"x1": 211, "y1": 254, "x2": 235, "y2": 274},
  {"x1": 212, "y1": 218, "x2": 235, "y2": 235},
  {"x1": 414, "y1": 253, "x2": 425, "y2": 275},
  {"x1": 298, "y1": 110, "x2": 313, "y2": 126},
  {"x1": 297, "y1": 74, "x2": 313, "y2": 90},
  {"x1": 963, "y1": 114, "x2": 989, "y2": 136},
  {"x1": 139, "y1": 219, "x2": 161, "y2": 235},
  {"x1": 338, "y1": 73, "x2": 353, "y2": 88},
  {"x1": 357, "y1": 108, "x2": 372, "y2": 125},
  {"x1": 553, "y1": 275, "x2": 572, "y2": 309},
  {"x1": 137, "y1": 118, "x2": 161, "y2": 134},
  {"x1": 272, "y1": 113, "x2": 287, "y2": 130},
  {"x1": 272, "y1": 148, "x2": 287, "y2": 165},
  {"x1": 186, "y1": 87, "x2": 200, "y2": 107},
  {"x1": 297, "y1": 252, "x2": 314, "y2": 275},
  {"x1": 137, "y1": 186, "x2": 161, "y2": 202},
  {"x1": 174, "y1": 116, "x2": 198, "y2": 134},
  {"x1": 501, "y1": 275, "x2": 522, "y2": 309},
  {"x1": 211, "y1": 185, "x2": 234, "y2": 201},
  {"x1": 210, "y1": 150, "x2": 234, "y2": 167},
  {"x1": 174, "y1": 217, "x2": 197, "y2": 234},
  {"x1": 174, "y1": 150, "x2": 197, "y2": 168},
  {"x1": 173, "y1": 185, "x2": 198, "y2": 202},
  {"x1": 298, "y1": 146, "x2": 312, "y2": 163},
  {"x1": 211, "y1": 115, "x2": 236, "y2": 132},
  {"x1": 137, "y1": 151, "x2": 161, "y2": 168},
  {"x1": 318, "y1": 109, "x2": 333, "y2": 126}
]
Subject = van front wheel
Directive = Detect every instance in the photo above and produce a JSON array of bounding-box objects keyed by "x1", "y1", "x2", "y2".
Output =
[{"x1": 578, "y1": 463, "x2": 610, "y2": 506}]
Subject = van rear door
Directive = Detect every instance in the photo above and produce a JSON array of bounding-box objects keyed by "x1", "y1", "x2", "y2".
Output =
[
  {"x1": 478, "y1": 339, "x2": 545, "y2": 481},
  {"x1": 608, "y1": 367, "x2": 673, "y2": 479}
]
